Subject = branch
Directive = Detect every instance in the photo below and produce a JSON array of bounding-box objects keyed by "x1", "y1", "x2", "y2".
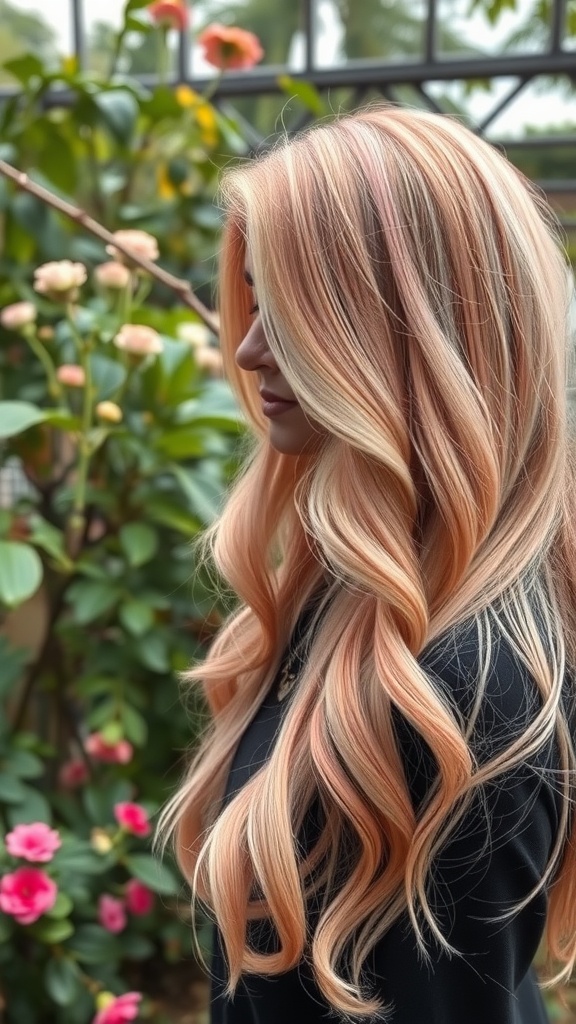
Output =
[{"x1": 0, "y1": 159, "x2": 220, "y2": 337}]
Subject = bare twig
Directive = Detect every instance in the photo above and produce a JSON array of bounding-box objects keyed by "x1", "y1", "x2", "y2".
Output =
[{"x1": 0, "y1": 158, "x2": 220, "y2": 337}]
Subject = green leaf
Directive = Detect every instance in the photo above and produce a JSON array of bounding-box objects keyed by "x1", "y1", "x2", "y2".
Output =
[
  {"x1": 119, "y1": 599, "x2": 154, "y2": 637},
  {"x1": 134, "y1": 632, "x2": 170, "y2": 673},
  {"x1": 6, "y1": 748, "x2": 44, "y2": 779},
  {"x1": 0, "y1": 542, "x2": 43, "y2": 609},
  {"x1": 169, "y1": 462, "x2": 223, "y2": 525},
  {"x1": 93, "y1": 89, "x2": 139, "y2": 145},
  {"x1": 2, "y1": 54, "x2": 45, "y2": 87},
  {"x1": 82, "y1": 779, "x2": 133, "y2": 827},
  {"x1": 120, "y1": 703, "x2": 148, "y2": 745},
  {"x1": 52, "y1": 840, "x2": 108, "y2": 876},
  {"x1": 44, "y1": 956, "x2": 82, "y2": 1006},
  {"x1": 30, "y1": 917, "x2": 75, "y2": 944},
  {"x1": 7, "y1": 784, "x2": 52, "y2": 825},
  {"x1": 124, "y1": 853, "x2": 180, "y2": 895},
  {"x1": 146, "y1": 497, "x2": 201, "y2": 536},
  {"x1": 89, "y1": 353, "x2": 127, "y2": 402},
  {"x1": 119, "y1": 522, "x2": 158, "y2": 568},
  {"x1": 0, "y1": 914, "x2": 13, "y2": 943},
  {"x1": 0, "y1": 401, "x2": 45, "y2": 439},
  {"x1": 120, "y1": 933, "x2": 155, "y2": 959},
  {"x1": 66, "y1": 580, "x2": 121, "y2": 624},
  {"x1": 68, "y1": 924, "x2": 121, "y2": 963},
  {"x1": 277, "y1": 75, "x2": 327, "y2": 116},
  {"x1": 0, "y1": 772, "x2": 27, "y2": 803},
  {"x1": 28, "y1": 515, "x2": 73, "y2": 572},
  {"x1": 45, "y1": 892, "x2": 74, "y2": 920}
]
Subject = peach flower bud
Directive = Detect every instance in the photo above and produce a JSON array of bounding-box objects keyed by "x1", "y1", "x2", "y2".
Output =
[
  {"x1": 148, "y1": 0, "x2": 188, "y2": 31},
  {"x1": 197, "y1": 23, "x2": 264, "y2": 70},
  {"x1": 0, "y1": 301, "x2": 37, "y2": 331},
  {"x1": 90, "y1": 828, "x2": 114, "y2": 854},
  {"x1": 57, "y1": 364, "x2": 86, "y2": 387},
  {"x1": 106, "y1": 229, "x2": 159, "y2": 267},
  {"x1": 195, "y1": 345, "x2": 223, "y2": 377},
  {"x1": 37, "y1": 326, "x2": 55, "y2": 342},
  {"x1": 114, "y1": 324, "x2": 163, "y2": 357},
  {"x1": 96, "y1": 401, "x2": 123, "y2": 423},
  {"x1": 94, "y1": 261, "x2": 132, "y2": 290},
  {"x1": 34, "y1": 261, "x2": 87, "y2": 300},
  {"x1": 177, "y1": 321, "x2": 211, "y2": 349}
]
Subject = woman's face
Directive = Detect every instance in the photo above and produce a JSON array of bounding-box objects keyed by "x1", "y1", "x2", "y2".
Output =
[{"x1": 235, "y1": 258, "x2": 321, "y2": 455}]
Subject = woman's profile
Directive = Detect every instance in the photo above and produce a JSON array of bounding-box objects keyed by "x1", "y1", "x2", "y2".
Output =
[{"x1": 158, "y1": 105, "x2": 576, "y2": 1023}]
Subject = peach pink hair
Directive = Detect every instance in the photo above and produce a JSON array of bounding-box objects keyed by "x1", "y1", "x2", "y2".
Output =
[{"x1": 157, "y1": 105, "x2": 576, "y2": 1016}]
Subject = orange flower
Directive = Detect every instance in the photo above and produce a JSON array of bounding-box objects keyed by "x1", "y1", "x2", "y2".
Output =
[
  {"x1": 148, "y1": 0, "x2": 188, "y2": 31},
  {"x1": 197, "y1": 23, "x2": 264, "y2": 71}
]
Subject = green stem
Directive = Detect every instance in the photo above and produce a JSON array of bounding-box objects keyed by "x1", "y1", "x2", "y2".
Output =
[
  {"x1": 158, "y1": 27, "x2": 170, "y2": 85},
  {"x1": 24, "y1": 329, "x2": 62, "y2": 400},
  {"x1": 73, "y1": 344, "x2": 94, "y2": 518}
]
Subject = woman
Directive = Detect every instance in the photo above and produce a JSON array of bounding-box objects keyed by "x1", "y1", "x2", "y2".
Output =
[{"x1": 158, "y1": 106, "x2": 576, "y2": 1023}]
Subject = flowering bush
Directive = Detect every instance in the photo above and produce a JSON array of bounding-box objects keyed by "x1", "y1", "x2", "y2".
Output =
[{"x1": 0, "y1": 3, "x2": 263, "y2": 1019}]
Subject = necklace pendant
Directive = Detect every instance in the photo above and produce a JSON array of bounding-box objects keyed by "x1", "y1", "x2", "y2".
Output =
[{"x1": 277, "y1": 663, "x2": 299, "y2": 701}]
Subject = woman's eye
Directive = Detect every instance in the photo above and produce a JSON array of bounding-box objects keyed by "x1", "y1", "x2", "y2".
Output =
[{"x1": 249, "y1": 303, "x2": 260, "y2": 315}]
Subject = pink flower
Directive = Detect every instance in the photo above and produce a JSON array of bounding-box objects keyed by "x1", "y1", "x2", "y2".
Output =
[
  {"x1": 114, "y1": 802, "x2": 151, "y2": 838},
  {"x1": 0, "y1": 301, "x2": 37, "y2": 330},
  {"x1": 106, "y1": 230, "x2": 159, "y2": 267},
  {"x1": 195, "y1": 345, "x2": 223, "y2": 377},
  {"x1": 0, "y1": 867, "x2": 57, "y2": 924},
  {"x1": 148, "y1": 0, "x2": 188, "y2": 31},
  {"x1": 85, "y1": 732, "x2": 134, "y2": 765},
  {"x1": 58, "y1": 758, "x2": 90, "y2": 789},
  {"x1": 57, "y1": 364, "x2": 86, "y2": 388},
  {"x1": 34, "y1": 260, "x2": 87, "y2": 301},
  {"x1": 93, "y1": 991, "x2": 142, "y2": 1024},
  {"x1": 113, "y1": 324, "x2": 163, "y2": 357},
  {"x1": 94, "y1": 262, "x2": 132, "y2": 290},
  {"x1": 5, "y1": 823, "x2": 61, "y2": 863},
  {"x1": 197, "y1": 23, "x2": 264, "y2": 70},
  {"x1": 125, "y1": 879, "x2": 155, "y2": 916},
  {"x1": 98, "y1": 894, "x2": 127, "y2": 934}
]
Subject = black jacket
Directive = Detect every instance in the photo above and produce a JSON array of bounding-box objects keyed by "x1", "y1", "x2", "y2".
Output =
[{"x1": 210, "y1": 614, "x2": 562, "y2": 1023}]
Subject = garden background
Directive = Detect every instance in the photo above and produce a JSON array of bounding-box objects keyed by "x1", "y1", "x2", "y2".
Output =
[{"x1": 0, "y1": 0, "x2": 575, "y2": 1021}]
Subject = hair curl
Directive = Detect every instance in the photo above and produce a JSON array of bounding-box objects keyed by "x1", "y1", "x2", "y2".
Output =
[{"x1": 157, "y1": 105, "x2": 576, "y2": 1017}]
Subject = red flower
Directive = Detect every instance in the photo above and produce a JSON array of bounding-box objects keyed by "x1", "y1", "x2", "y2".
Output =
[
  {"x1": 98, "y1": 894, "x2": 127, "y2": 934},
  {"x1": 113, "y1": 802, "x2": 152, "y2": 838},
  {"x1": 85, "y1": 732, "x2": 134, "y2": 765},
  {"x1": 58, "y1": 758, "x2": 90, "y2": 789},
  {"x1": 125, "y1": 879, "x2": 155, "y2": 915},
  {"x1": 0, "y1": 867, "x2": 57, "y2": 924},
  {"x1": 148, "y1": 0, "x2": 188, "y2": 31},
  {"x1": 92, "y1": 992, "x2": 142, "y2": 1024},
  {"x1": 5, "y1": 823, "x2": 61, "y2": 863},
  {"x1": 197, "y1": 23, "x2": 264, "y2": 70}
]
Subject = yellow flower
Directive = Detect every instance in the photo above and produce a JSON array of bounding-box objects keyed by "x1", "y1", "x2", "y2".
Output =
[
  {"x1": 90, "y1": 828, "x2": 113, "y2": 855},
  {"x1": 175, "y1": 84, "x2": 199, "y2": 108},
  {"x1": 96, "y1": 401, "x2": 123, "y2": 424},
  {"x1": 195, "y1": 102, "x2": 218, "y2": 147},
  {"x1": 157, "y1": 164, "x2": 177, "y2": 200}
]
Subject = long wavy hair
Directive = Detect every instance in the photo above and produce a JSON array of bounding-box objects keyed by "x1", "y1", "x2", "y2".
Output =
[{"x1": 157, "y1": 105, "x2": 576, "y2": 1016}]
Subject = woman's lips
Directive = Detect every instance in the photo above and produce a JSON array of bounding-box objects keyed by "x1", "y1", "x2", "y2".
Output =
[{"x1": 260, "y1": 389, "x2": 298, "y2": 418}]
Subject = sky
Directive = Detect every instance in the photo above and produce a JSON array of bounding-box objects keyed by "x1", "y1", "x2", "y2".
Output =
[{"x1": 8, "y1": 0, "x2": 576, "y2": 137}]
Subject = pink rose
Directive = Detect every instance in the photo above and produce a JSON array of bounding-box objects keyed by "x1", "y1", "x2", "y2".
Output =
[
  {"x1": 93, "y1": 992, "x2": 142, "y2": 1024},
  {"x1": 98, "y1": 894, "x2": 127, "y2": 934},
  {"x1": 0, "y1": 301, "x2": 37, "y2": 331},
  {"x1": 94, "y1": 262, "x2": 132, "y2": 290},
  {"x1": 33, "y1": 260, "x2": 87, "y2": 302},
  {"x1": 58, "y1": 758, "x2": 90, "y2": 788},
  {"x1": 85, "y1": 733, "x2": 133, "y2": 765},
  {"x1": 5, "y1": 823, "x2": 61, "y2": 863},
  {"x1": 106, "y1": 230, "x2": 159, "y2": 266},
  {"x1": 0, "y1": 867, "x2": 57, "y2": 924},
  {"x1": 125, "y1": 879, "x2": 155, "y2": 916},
  {"x1": 113, "y1": 802, "x2": 151, "y2": 838},
  {"x1": 148, "y1": 0, "x2": 188, "y2": 31},
  {"x1": 113, "y1": 324, "x2": 163, "y2": 357},
  {"x1": 57, "y1": 364, "x2": 86, "y2": 388},
  {"x1": 197, "y1": 23, "x2": 264, "y2": 70}
]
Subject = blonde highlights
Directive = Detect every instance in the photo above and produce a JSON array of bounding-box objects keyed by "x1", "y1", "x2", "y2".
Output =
[{"x1": 158, "y1": 106, "x2": 576, "y2": 1016}]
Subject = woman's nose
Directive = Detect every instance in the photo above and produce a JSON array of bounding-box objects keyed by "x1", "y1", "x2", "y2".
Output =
[{"x1": 235, "y1": 318, "x2": 276, "y2": 372}]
